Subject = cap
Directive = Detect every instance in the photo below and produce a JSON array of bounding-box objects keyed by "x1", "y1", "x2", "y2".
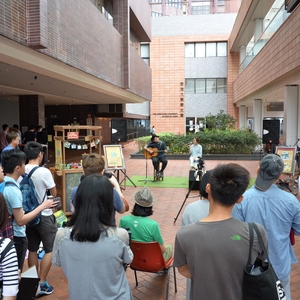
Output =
[
  {"x1": 133, "y1": 187, "x2": 155, "y2": 207},
  {"x1": 255, "y1": 154, "x2": 284, "y2": 191},
  {"x1": 151, "y1": 134, "x2": 159, "y2": 141}
]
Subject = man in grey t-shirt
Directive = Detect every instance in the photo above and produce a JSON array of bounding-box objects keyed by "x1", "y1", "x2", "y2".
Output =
[{"x1": 174, "y1": 163, "x2": 268, "y2": 300}]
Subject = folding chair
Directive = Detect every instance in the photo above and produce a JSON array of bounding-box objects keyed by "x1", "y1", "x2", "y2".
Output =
[{"x1": 129, "y1": 241, "x2": 177, "y2": 299}]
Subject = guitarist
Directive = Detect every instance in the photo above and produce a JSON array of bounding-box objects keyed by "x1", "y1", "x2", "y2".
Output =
[{"x1": 144, "y1": 134, "x2": 168, "y2": 178}]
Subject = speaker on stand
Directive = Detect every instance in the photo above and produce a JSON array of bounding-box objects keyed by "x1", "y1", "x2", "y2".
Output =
[{"x1": 111, "y1": 119, "x2": 127, "y2": 143}]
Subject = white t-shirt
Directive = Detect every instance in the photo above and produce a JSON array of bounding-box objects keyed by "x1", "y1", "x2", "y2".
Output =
[{"x1": 23, "y1": 164, "x2": 56, "y2": 216}]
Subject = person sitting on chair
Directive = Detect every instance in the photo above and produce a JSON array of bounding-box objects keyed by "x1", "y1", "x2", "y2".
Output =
[
  {"x1": 144, "y1": 134, "x2": 168, "y2": 179},
  {"x1": 189, "y1": 137, "x2": 202, "y2": 170},
  {"x1": 120, "y1": 187, "x2": 173, "y2": 261}
]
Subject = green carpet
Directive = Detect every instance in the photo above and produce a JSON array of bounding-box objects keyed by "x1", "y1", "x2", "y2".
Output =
[{"x1": 126, "y1": 175, "x2": 188, "y2": 188}]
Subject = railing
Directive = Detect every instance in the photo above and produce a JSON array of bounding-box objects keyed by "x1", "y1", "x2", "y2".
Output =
[
  {"x1": 127, "y1": 131, "x2": 139, "y2": 141},
  {"x1": 239, "y1": 4, "x2": 289, "y2": 74}
]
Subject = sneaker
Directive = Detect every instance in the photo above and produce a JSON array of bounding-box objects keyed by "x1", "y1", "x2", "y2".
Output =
[
  {"x1": 39, "y1": 281, "x2": 54, "y2": 295},
  {"x1": 159, "y1": 171, "x2": 163, "y2": 178},
  {"x1": 156, "y1": 171, "x2": 160, "y2": 178}
]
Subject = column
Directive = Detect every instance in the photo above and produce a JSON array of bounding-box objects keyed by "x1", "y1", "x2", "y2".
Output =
[
  {"x1": 239, "y1": 105, "x2": 247, "y2": 129},
  {"x1": 253, "y1": 99, "x2": 263, "y2": 142},
  {"x1": 284, "y1": 85, "x2": 299, "y2": 146}
]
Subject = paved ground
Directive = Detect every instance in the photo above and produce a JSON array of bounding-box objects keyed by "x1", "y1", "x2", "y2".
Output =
[{"x1": 29, "y1": 141, "x2": 300, "y2": 299}]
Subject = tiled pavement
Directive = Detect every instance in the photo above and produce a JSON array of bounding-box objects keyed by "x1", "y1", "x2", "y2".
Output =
[{"x1": 29, "y1": 141, "x2": 300, "y2": 299}]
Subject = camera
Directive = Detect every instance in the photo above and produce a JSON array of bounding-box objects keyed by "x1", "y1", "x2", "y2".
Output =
[
  {"x1": 104, "y1": 171, "x2": 113, "y2": 179},
  {"x1": 197, "y1": 157, "x2": 205, "y2": 170}
]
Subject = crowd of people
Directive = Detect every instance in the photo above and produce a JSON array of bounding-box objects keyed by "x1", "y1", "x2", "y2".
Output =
[{"x1": 0, "y1": 124, "x2": 299, "y2": 299}]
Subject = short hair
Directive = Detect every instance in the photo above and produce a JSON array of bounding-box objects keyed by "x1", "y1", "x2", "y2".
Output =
[
  {"x1": 69, "y1": 174, "x2": 114, "y2": 242},
  {"x1": 0, "y1": 193, "x2": 9, "y2": 229},
  {"x1": 131, "y1": 203, "x2": 153, "y2": 217},
  {"x1": 13, "y1": 124, "x2": 19, "y2": 130},
  {"x1": 210, "y1": 163, "x2": 250, "y2": 206},
  {"x1": 82, "y1": 153, "x2": 105, "y2": 176},
  {"x1": 24, "y1": 141, "x2": 43, "y2": 160},
  {"x1": 1, "y1": 149, "x2": 26, "y2": 174},
  {"x1": 6, "y1": 132, "x2": 18, "y2": 144},
  {"x1": 2, "y1": 124, "x2": 8, "y2": 131}
]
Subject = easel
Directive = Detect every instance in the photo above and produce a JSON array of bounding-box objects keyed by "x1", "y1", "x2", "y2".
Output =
[{"x1": 103, "y1": 145, "x2": 136, "y2": 190}]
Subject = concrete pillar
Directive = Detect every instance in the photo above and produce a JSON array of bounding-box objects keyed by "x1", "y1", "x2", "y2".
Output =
[
  {"x1": 239, "y1": 105, "x2": 247, "y2": 129},
  {"x1": 254, "y1": 19, "x2": 263, "y2": 43},
  {"x1": 253, "y1": 99, "x2": 263, "y2": 142},
  {"x1": 240, "y1": 46, "x2": 246, "y2": 65},
  {"x1": 284, "y1": 85, "x2": 299, "y2": 146}
]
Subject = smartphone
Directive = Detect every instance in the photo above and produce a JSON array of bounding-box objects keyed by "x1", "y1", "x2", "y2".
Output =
[{"x1": 53, "y1": 197, "x2": 61, "y2": 203}]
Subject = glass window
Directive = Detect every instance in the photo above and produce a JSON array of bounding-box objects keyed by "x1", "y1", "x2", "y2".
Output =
[
  {"x1": 185, "y1": 79, "x2": 195, "y2": 94},
  {"x1": 141, "y1": 44, "x2": 149, "y2": 58},
  {"x1": 206, "y1": 43, "x2": 216, "y2": 57},
  {"x1": 206, "y1": 79, "x2": 216, "y2": 93},
  {"x1": 196, "y1": 79, "x2": 205, "y2": 93},
  {"x1": 217, "y1": 42, "x2": 227, "y2": 56},
  {"x1": 217, "y1": 78, "x2": 227, "y2": 93},
  {"x1": 185, "y1": 44, "x2": 195, "y2": 57},
  {"x1": 195, "y1": 43, "x2": 205, "y2": 57}
]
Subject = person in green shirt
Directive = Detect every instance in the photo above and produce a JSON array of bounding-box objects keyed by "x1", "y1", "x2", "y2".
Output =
[{"x1": 120, "y1": 187, "x2": 172, "y2": 261}]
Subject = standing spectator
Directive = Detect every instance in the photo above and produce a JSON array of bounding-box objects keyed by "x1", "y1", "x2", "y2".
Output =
[
  {"x1": 23, "y1": 141, "x2": 57, "y2": 295},
  {"x1": 23, "y1": 125, "x2": 36, "y2": 144},
  {"x1": 0, "y1": 124, "x2": 9, "y2": 153},
  {"x1": 181, "y1": 170, "x2": 211, "y2": 300},
  {"x1": 70, "y1": 153, "x2": 129, "y2": 224},
  {"x1": 189, "y1": 137, "x2": 202, "y2": 170},
  {"x1": 52, "y1": 174, "x2": 133, "y2": 300},
  {"x1": 232, "y1": 154, "x2": 300, "y2": 300},
  {"x1": 150, "y1": 125, "x2": 156, "y2": 135},
  {"x1": 12, "y1": 124, "x2": 22, "y2": 146},
  {"x1": 174, "y1": 163, "x2": 267, "y2": 300},
  {"x1": 0, "y1": 193, "x2": 19, "y2": 300},
  {"x1": 120, "y1": 186, "x2": 173, "y2": 261},
  {"x1": 1, "y1": 149, "x2": 56, "y2": 271},
  {"x1": 0, "y1": 132, "x2": 19, "y2": 164},
  {"x1": 144, "y1": 134, "x2": 168, "y2": 179}
]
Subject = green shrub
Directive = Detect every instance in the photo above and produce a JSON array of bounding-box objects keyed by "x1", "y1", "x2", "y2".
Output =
[{"x1": 135, "y1": 130, "x2": 261, "y2": 154}]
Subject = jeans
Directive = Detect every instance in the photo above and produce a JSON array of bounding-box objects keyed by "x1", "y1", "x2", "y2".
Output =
[{"x1": 280, "y1": 275, "x2": 290, "y2": 300}]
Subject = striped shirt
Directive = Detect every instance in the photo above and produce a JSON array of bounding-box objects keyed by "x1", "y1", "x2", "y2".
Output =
[{"x1": 0, "y1": 238, "x2": 19, "y2": 297}]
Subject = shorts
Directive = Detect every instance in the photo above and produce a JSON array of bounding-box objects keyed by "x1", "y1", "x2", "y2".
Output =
[{"x1": 26, "y1": 214, "x2": 57, "y2": 253}]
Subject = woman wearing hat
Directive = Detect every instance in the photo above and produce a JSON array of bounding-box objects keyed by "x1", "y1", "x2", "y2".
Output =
[{"x1": 120, "y1": 187, "x2": 173, "y2": 261}]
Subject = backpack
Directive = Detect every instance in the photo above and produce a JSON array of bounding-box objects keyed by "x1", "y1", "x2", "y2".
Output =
[
  {"x1": 0, "y1": 182, "x2": 18, "y2": 239},
  {"x1": 20, "y1": 166, "x2": 43, "y2": 227}
]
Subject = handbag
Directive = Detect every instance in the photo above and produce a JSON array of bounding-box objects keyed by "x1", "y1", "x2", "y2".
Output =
[{"x1": 243, "y1": 222, "x2": 286, "y2": 300}]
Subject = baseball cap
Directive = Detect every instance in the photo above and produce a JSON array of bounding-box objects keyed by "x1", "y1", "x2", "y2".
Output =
[{"x1": 255, "y1": 154, "x2": 284, "y2": 191}]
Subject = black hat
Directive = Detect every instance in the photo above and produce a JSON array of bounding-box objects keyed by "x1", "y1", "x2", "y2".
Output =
[{"x1": 151, "y1": 134, "x2": 159, "y2": 141}]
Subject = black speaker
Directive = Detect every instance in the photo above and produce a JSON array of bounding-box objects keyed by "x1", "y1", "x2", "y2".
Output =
[
  {"x1": 189, "y1": 170, "x2": 200, "y2": 190},
  {"x1": 263, "y1": 120, "x2": 280, "y2": 144},
  {"x1": 111, "y1": 119, "x2": 127, "y2": 143}
]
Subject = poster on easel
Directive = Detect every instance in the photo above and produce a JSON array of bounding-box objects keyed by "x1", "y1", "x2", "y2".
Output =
[
  {"x1": 275, "y1": 146, "x2": 297, "y2": 174},
  {"x1": 103, "y1": 145, "x2": 125, "y2": 169}
]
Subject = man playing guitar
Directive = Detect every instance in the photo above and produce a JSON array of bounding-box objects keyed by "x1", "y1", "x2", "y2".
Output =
[{"x1": 144, "y1": 134, "x2": 168, "y2": 179}]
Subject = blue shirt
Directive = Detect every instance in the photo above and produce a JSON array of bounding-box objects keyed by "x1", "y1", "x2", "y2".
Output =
[
  {"x1": 71, "y1": 187, "x2": 123, "y2": 226},
  {"x1": 3, "y1": 176, "x2": 26, "y2": 238},
  {"x1": 232, "y1": 184, "x2": 300, "y2": 280}
]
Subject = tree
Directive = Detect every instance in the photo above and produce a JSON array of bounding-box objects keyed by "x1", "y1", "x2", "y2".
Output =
[{"x1": 205, "y1": 110, "x2": 236, "y2": 130}]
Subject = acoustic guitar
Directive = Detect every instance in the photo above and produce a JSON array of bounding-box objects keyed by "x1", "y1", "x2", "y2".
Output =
[{"x1": 144, "y1": 147, "x2": 171, "y2": 159}]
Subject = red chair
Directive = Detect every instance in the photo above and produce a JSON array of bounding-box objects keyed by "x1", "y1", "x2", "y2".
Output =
[{"x1": 129, "y1": 241, "x2": 177, "y2": 299}]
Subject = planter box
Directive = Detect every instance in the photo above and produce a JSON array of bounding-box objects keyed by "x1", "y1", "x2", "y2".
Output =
[{"x1": 130, "y1": 152, "x2": 262, "y2": 161}]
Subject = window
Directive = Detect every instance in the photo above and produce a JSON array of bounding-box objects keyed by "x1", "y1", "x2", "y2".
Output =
[
  {"x1": 185, "y1": 44, "x2": 195, "y2": 57},
  {"x1": 195, "y1": 43, "x2": 205, "y2": 57},
  {"x1": 196, "y1": 79, "x2": 205, "y2": 93},
  {"x1": 185, "y1": 42, "x2": 227, "y2": 57},
  {"x1": 141, "y1": 43, "x2": 150, "y2": 65},
  {"x1": 217, "y1": 78, "x2": 227, "y2": 93},
  {"x1": 185, "y1": 79, "x2": 195, "y2": 94},
  {"x1": 206, "y1": 43, "x2": 216, "y2": 57},
  {"x1": 185, "y1": 78, "x2": 227, "y2": 94},
  {"x1": 217, "y1": 42, "x2": 227, "y2": 56}
]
